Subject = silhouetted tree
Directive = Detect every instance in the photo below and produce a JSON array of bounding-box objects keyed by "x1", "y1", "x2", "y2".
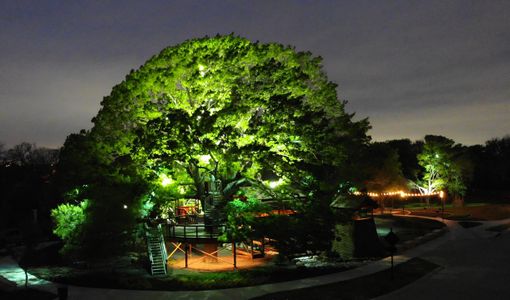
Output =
[
  {"x1": 385, "y1": 139, "x2": 423, "y2": 180},
  {"x1": 470, "y1": 136, "x2": 510, "y2": 190},
  {"x1": 361, "y1": 142, "x2": 407, "y2": 192},
  {"x1": 7, "y1": 142, "x2": 36, "y2": 166}
]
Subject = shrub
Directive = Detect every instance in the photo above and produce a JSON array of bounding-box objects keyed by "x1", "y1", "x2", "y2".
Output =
[{"x1": 51, "y1": 200, "x2": 88, "y2": 244}]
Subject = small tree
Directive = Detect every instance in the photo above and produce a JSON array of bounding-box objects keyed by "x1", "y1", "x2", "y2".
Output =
[
  {"x1": 51, "y1": 200, "x2": 88, "y2": 253},
  {"x1": 411, "y1": 135, "x2": 472, "y2": 205}
]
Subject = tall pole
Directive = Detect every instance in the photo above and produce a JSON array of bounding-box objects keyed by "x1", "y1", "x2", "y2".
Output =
[
  {"x1": 391, "y1": 252, "x2": 394, "y2": 279},
  {"x1": 184, "y1": 242, "x2": 188, "y2": 268},
  {"x1": 232, "y1": 241, "x2": 237, "y2": 270},
  {"x1": 440, "y1": 191, "x2": 445, "y2": 219}
]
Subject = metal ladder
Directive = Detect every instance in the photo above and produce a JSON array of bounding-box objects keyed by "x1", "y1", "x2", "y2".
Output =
[{"x1": 146, "y1": 224, "x2": 168, "y2": 276}]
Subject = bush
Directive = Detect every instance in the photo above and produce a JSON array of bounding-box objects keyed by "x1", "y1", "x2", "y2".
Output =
[
  {"x1": 220, "y1": 198, "x2": 269, "y2": 242},
  {"x1": 51, "y1": 200, "x2": 88, "y2": 251}
]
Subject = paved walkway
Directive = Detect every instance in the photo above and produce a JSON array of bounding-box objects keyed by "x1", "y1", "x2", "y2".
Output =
[
  {"x1": 0, "y1": 253, "x2": 411, "y2": 300},
  {"x1": 376, "y1": 217, "x2": 510, "y2": 300},
  {"x1": 1, "y1": 217, "x2": 508, "y2": 299}
]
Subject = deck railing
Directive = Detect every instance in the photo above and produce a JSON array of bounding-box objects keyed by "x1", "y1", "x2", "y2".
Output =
[{"x1": 163, "y1": 223, "x2": 226, "y2": 240}]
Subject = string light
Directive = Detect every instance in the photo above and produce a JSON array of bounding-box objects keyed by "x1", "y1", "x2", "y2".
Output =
[{"x1": 353, "y1": 190, "x2": 443, "y2": 198}]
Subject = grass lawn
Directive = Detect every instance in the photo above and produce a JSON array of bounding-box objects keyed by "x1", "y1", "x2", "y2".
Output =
[
  {"x1": 0, "y1": 288, "x2": 56, "y2": 300},
  {"x1": 486, "y1": 222, "x2": 510, "y2": 232},
  {"x1": 251, "y1": 257, "x2": 439, "y2": 300},
  {"x1": 28, "y1": 264, "x2": 354, "y2": 291},
  {"x1": 408, "y1": 204, "x2": 510, "y2": 221}
]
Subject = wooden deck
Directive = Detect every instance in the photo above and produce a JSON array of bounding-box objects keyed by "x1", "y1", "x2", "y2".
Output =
[{"x1": 162, "y1": 224, "x2": 225, "y2": 242}]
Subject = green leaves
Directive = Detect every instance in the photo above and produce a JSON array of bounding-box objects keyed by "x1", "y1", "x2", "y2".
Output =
[
  {"x1": 220, "y1": 198, "x2": 269, "y2": 242},
  {"x1": 415, "y1": 135, "x2": 471, "y2": 197},
  {"x1": 60, "y1": 35, "x2": 371, "y2": 256},
  {"x1": 50, "y1": 200, "x2": 88, "y2": 242}
]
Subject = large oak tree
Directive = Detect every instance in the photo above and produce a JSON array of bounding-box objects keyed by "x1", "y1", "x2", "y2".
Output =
[{"x1": 59, "y1": 35, "x2": 370, "y2": 256}]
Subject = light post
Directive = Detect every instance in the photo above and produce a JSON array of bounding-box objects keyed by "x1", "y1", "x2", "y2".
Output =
[
  {"x1": 384, "y1": 228, "x2": 399, "y2": 280},
  {"x1": 440, "y1": 191, "x2": 445, "y2": 219}
]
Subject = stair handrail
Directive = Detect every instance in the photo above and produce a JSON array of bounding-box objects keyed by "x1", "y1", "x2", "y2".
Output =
[
  {"x1": 158, "y1": 224, "x2": 168, "y2": 270},
  {"x1": 145, "y1": 224, "x2": 155, "y2": 274}
]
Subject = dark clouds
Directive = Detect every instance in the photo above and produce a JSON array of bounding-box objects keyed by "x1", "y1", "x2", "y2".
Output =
[{"x1": 1, "y1": 0, "x2": 509, "y2": 147}]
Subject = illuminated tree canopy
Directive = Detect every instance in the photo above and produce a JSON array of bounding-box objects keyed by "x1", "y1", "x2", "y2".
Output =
[
  {"x1": 59, "y1": 35, "x2": 370, "y2": 256},
  {"x1": 88, "y1": 35, "x2": 368, "y2": 195},
  {"x1": 411, "y1": 135, "x2": 473, "y2": 199}
]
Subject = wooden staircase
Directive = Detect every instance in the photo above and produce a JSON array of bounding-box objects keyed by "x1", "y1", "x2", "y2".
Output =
[{"x1": 146, "y1": 224, "x2": 168, "y2": 276}]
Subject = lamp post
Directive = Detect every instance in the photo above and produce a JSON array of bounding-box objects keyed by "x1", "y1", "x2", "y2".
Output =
[
  {"x1": 384, "y1": 228, "x2": 400, "y2": 280},
  {"x1": 440, "y1": 191, "x2": 445, "y2": 219}
]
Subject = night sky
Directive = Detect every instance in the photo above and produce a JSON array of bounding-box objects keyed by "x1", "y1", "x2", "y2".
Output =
[{"x1": 1, "y1": 1, "x2": 509, "y2": 148}]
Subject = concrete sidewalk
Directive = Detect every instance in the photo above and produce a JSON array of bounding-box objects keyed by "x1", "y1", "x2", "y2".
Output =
[
  {"x1": 0, "y1": 253, "x2": 412, "y2": 300},
  {"x1": 375, "y1": 217, "x2": 510, "y2": 300},
  {"x1": 4, "y1": 217, "x2": 505, "y2": 300}
]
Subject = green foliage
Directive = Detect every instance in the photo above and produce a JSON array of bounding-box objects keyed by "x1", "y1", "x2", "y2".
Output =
[
  {"x1": 92, "y1": 35, "x2": 369, "y2": 200},
  {"x1": 416, "y1": 138, "x2": 450, "y2": 192},
  {"x1": 59, "y1": 35, "x2": 370, "y2": 256},
  {"x1": 220, "y1": 198, "x2": 269, "y2": 242},
  {"x1": 77, "y1": 178, "x2": 147, "y2": 258},
  {"x1": 414, "y1": 135, "x2": 473, "y2": 198},
  {"x1": 51, "y1": 200, "x2": 88, "y2": 245},
  {"x1": 259, "y1": 211, "x2": 334, "y2": 259}
]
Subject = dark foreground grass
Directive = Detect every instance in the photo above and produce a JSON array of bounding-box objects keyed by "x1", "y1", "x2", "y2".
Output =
[
  {"x1": 0, "y1": 288, "x2": 56, "y2": 300},
  {"x1": 410, "y1": 204, "x2": 510, "y2": 221},
  {"x1": 29, "y1": 264, "x2": 354, "y2": 291},
  {"x1": 28, "y1": 242, "x2": 356, "y2": 290},
  {"x1": 458, "y1": 221, "x2": 483, "y2": 228},
  {"x1": 486, "y1": 222, "x2": 510, "y2": 232},
  {"x1": 251, "y1": 257, "x2": 439, "y2": 300}
]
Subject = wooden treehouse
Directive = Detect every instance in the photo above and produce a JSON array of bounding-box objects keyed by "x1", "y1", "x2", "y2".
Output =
[{"x1": 145, "y1": 178, "x2": 268, "y2": 275}]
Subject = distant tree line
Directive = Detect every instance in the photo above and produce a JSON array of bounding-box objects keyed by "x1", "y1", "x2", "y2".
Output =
[
  {"x1": 0, "y1": 142, "x2": 59, "y2": 166},
  {"x1": 362, "y1": 135, "x2": 510, "y2": 204},
  {"x1": 0, "y1": 142, "x2": 59, "y2": 234}
]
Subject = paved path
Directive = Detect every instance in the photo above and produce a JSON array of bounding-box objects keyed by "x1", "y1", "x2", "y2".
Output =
[
  {"x1": 376, "y1": 218, "x2": 510, "y2": 300},
  {"x1": 1, "y1": 217, "x2": 508, "y2": 299},
  {"x1": 0, "y1": 253, "x2": 411, "y2": 300}
]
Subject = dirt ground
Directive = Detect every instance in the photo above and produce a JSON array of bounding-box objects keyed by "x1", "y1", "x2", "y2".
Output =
[{"x1": 168, "y1": 252, "x2": 275, "y2": 271}]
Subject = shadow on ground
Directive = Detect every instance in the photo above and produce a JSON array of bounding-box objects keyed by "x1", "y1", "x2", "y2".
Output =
[{"x1": 251, "y1": 257, "x2": 440, "y2": 300}]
